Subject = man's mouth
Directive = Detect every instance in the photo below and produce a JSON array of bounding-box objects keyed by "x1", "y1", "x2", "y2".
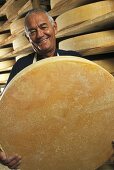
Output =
[{"x1": 37, "y1": 37, "x2": 49, "y2": 46}]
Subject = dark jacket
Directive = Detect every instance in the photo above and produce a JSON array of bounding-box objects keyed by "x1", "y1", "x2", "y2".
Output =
[{"x1": 7, "y1": 49, "x2": 81, "y2": 84}]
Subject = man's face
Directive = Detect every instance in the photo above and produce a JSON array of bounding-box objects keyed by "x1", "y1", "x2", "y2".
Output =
[{"x1": 25, "y1": 12, "x2": 57, "y2": 56}]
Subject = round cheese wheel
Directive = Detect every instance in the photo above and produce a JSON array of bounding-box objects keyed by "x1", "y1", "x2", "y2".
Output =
[
  {"x1": 0, "y1": 73, "x2": 10, "y2": 84},
  {"x1": 0, "y1": 47, "x2": 13, "y2": 59},
  {"x1": 10, "y1": 18, "x2": 24, "y2": 35},
  {"x1": 0, "y1": 56, "x2": 114, "y2": 170},
  {"x1": 56, "y1": 1, "x2": 114, "y2": 32},
  {"x1": 59, "y1": 30, "x2": 114, "y2": 56},
  {"x1": 0, "y1": 59, "x2": 15, "y2": 71}
]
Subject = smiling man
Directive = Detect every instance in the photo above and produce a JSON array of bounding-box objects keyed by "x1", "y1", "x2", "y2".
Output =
[
  {"x1": 0, "y1": 9, "x2": 114, "y2": 170},
  {"x1": 6, "y1": 9, "x2": 81, "y2": 85},
  {"x1": 25, "y1": 10, "x2": 57, "y2": 57}
]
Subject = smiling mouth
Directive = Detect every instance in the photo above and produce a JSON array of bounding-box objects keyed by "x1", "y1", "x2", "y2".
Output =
[{"x1": 38, "y1": 37, "x2": 49, "y2": 46}]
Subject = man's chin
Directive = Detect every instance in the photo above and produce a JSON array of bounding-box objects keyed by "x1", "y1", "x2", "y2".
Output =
[{"x1": 38, "y1": 48, "x2": 52, "y2": 55}]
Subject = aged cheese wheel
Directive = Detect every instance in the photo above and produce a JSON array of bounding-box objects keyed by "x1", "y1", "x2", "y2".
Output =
[
  {"x1": 5, "y1": 0, "x2": 28, "y2": 21},
  {"x1": 17, "y1": 0, "x2": 32, "y2": 17},
  {"x1": 0, "y1": 0, "x2": 15, "y2": 15},
  {"x1": 13, "y1": 43, "x2": 33, "y2": 57},
  {"x1": 0, "y1": 47, "x2": 13, "y2": 59},
  {"x1": 0, "y1": 21, "x2": 10, "y2": 32},
  {"x1": 0, "y1": 73, "x2": 10, "y2": 84},
  {"x1": 50, "y1": 0, "x2": 62, "y2": 9},
  {"x1": 49, "y1": 0, "x2": 97, "y2": 16},
  {"x1": 0, "y1": 59, "x2": 15, "y2": 71},
  {"x1": 13, "y1": 34, "x2": 30, "y2": 51},
  {"x1": 0, "y1": 56, "x2": 114, "y2": 170},
  {"x1": 0, "y1": 33, "x2": 10, "y2": 46},
  {"x1": 56, "y1": 1, "x2": 114, "y2": 32},
  {"x1": 59, "y1": 30, "x2": 114, "y2": 56},
  {"x1": 94, "y1": 58, "x2": 114, "y2": 74},
  {"x1": 10, "y1": 18, "x2": 24, "y2": 35}
]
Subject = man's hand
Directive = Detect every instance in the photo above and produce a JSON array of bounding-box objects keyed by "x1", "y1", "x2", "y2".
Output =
[{"x1": 0, "y1": 147, "x2": 21, "y2": 169}]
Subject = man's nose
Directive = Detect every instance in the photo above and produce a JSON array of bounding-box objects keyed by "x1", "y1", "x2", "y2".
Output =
[{"x1": 36, "y1": 28, "x2": 44, "y2": 38}]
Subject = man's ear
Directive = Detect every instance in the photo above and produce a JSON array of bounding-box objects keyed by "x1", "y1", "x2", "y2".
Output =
[{"x1": 53, "y1": 21, "x2": 58, "y2": 35}]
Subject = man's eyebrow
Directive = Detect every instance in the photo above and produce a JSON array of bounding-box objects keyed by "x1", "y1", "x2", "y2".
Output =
[
  {"x1": 28, "y1": 27, "x2": 36, "y2": 31},
  {"x1": 40, "y1": 23, "x2": 48, "y2": 26},
  {"x1": 27, "y1": 23, "x2": 48, "y2": 31}
]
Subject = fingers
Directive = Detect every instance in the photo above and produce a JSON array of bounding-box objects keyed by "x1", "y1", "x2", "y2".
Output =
[
  {"x1": 4, "y1": 154, "x2": 22, "y2": 169},
  {"x1": 0, "y1": 145, "x2": 22, "y2": 169},
  {"x1": 0, "y1": 150, "x2": 7, "y2": 164},
  {"x1": 0, "y1": 150, "x2": 22, "y2": 169},
  {"x1": 7, "y1": 155, "x2": 22, "y2": 169}
]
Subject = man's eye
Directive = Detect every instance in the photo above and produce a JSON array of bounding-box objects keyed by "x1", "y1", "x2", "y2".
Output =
[
  {"x1": 29, "y1": 30, "x2": 36, "y2": 35},
  {"x1": 41, "y1": 25, "x2": 48, "y2": 29}
]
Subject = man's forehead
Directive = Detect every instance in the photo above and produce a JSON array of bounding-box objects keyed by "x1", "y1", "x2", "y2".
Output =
[
  {"x1": 25, "y1": 12, "x2": 51, "y2": 30},
  {"x1": 26, "y1": 12, "x2": 49, "y2": 22}
]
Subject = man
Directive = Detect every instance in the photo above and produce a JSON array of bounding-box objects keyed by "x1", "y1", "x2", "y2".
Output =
[
  {"x1": 6, "y1": 8, "x2": 81, "y2": 85},
  {"x1": 1, "y1": 8, "x2": 114, "y2": 170},
  {"x1": 0, "y1": 8, "x2": 81, "y2": 169}
]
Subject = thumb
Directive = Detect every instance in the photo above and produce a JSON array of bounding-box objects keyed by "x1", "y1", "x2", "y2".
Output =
[{"x1": 0, "y1": 145, "x2": 7, "y2": 161}]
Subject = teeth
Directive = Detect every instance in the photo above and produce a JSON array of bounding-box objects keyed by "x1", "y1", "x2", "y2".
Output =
[{"x1": 39, "y1": 38, "x2": 48, "y2": 44}]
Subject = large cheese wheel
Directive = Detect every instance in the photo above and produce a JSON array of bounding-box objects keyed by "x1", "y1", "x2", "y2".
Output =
[
  {"x1": 0, "y1": 47, "x2": 13, "y2": 59},
  {"x1": 13, "y1": 34, "x2": 30, "y2": 51},
  {"x1": 13, "y1": 43, "x2": 33, "y2": 57},
  {"x1": 5, "y1": 0, "x2": 28, "y2": 21},
  {"x1": 0, "y1": 59, "x2": 15, "y2": 71},
  {"x1": 94, "y1": 58, "x2": 114, "y2": 74},
  {"x1": 17, "y1": 0, "x2": 32, "y2": 17},
  {"x1": 49, "y1": 0, "x2": 97, "y2": 16},
  {"x1": 0, "y1": 0, "x2": 14, "y2": 15},
  {"x1": 56, "y1": 1, "x2": 114, "y2": 32},
  {"x1": 0, "y1": 56, "x2": 114, "y2": 170},
  {"x1": 0, "y1": 73, "x2": 10, "y2": 84},
  {"x1": 59, "y1": 30, "x2": 114, "y2": 56},
  {"x1": 0, "y1": 21, "x2": 10, "y2": 32},
  {"x1": 0, "y1": 33, "x2": 10, "y2": 46},
  {"x1": 10, "y1": 18, "x2": 24, "y2": 35}
]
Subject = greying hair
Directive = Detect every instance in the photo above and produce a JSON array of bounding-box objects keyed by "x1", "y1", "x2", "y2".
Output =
[{"x1": 24, "y1": 8, "x2": 54, "y2": 33}]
